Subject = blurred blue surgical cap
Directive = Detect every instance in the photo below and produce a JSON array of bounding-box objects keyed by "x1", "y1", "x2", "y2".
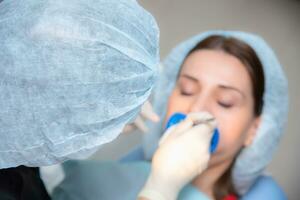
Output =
[{"x1": 0, "y1": 0, "x2": 159, "y2": 168}]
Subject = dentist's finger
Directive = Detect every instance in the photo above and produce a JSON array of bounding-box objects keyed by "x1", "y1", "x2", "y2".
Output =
[
  {"x1": 159, "y1": 117, "x2": 193, "y2": 146},
  {"x1": 141, "y1": 101, "x2": 160, "y2": 122},
  {"x1": 134, "y1": 115, "x2": 149, "y2": 133}
]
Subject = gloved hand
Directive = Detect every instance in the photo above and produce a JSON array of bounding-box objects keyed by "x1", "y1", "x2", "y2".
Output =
[
  {"x1": 123, "y1": 101, "x2": 160, "y2": 133},
  {"x1": 138, "y1": 112, "x2": 217, "y2": 200}
]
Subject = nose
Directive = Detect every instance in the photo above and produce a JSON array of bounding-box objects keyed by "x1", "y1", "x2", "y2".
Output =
[{"x1": 189, "y1": 95, "x2": 212, "y2": 114}]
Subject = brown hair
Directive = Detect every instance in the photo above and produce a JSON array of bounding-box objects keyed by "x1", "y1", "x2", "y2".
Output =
[{"x1": 183, "y1": 35, "x2": 265, "y2": 199}]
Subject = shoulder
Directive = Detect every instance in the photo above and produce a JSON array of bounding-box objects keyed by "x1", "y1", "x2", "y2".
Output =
[
  {"x1": 242, "y1": 175, "x2": 287, "y2": 200},
  {"x1": 0, "y1": 166, "x2": 50, "y2": 200}
]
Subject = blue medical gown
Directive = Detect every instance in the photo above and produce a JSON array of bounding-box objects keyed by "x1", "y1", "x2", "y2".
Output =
[{"x1": 51, "y1": 160, "x2": 287, "y2": 200}]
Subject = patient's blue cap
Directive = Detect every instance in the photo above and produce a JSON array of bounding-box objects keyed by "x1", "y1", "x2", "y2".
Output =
[
  {"x1": 143, "y1": 30, "x2": 288, "y2": 194},
  {"x1": 0, "y1": 0, "x2": 159, "y2": 168}
]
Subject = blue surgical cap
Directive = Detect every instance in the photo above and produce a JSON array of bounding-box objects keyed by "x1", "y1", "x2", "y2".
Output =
[
  {"x1": 143, "y1": 30, "x2": 288, "y2": 194},
  {"x1": 0, "y1": 0, "x2": 159, "y2": 169}
]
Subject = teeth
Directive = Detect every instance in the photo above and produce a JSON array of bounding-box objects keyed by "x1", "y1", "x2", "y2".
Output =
[
  {"x1": 204, "y1": 117, "x2": 216, "y2": 123},
  {"x1": 192, "y1": 117, "x2": 215, "y2": 126}
]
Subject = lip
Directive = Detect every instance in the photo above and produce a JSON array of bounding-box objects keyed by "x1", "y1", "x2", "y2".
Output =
[{"x1": 165, "y1": 112, "x2": 219, "y2": 154}]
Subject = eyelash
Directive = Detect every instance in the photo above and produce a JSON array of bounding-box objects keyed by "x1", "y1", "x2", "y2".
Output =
[
  {"x1": 180, "y1": 91, "x2": 193, "y2": 96},
  {"x1": 180, "y1": 89, "x2": 234, "y2": 108},
  {"x1": 218, "y1": 102, "x2": 233, "y2": 108}
]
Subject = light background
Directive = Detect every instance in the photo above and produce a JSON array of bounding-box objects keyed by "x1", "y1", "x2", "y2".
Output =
[{"x1": 94, "y1": 0, "x2": 300, "y2": 199}]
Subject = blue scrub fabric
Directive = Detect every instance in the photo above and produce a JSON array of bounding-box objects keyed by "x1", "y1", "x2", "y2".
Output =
[{"x1": 51, "y1": 160, "x2": 286, "y2": 200}]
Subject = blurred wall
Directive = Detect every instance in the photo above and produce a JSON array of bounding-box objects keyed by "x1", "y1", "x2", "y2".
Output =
[{"x1": 95, "y1": 0, "x2": 300, "y2": 199}]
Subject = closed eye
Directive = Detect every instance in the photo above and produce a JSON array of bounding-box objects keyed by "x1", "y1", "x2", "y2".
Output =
[
  {"x1": 180, "y1": 90, "x2": 194, "y2": 96},
  {"x1": 218, "y1": 101, "x2": 233, "y2": 108}
]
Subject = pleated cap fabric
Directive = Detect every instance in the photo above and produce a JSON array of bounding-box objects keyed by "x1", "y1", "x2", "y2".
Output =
[{"x1": 0, "y1": 0, "x2": 159, "y2": 168}]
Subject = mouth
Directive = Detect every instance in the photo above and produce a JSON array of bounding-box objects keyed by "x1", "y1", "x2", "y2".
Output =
[{"x1": 193, "y1": 117, "x2": 215, "y2": 126}]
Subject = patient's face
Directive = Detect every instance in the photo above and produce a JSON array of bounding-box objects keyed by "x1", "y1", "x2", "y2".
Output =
[{"x1": 165, "y1": 49, "x2": 261, "y2": 167}]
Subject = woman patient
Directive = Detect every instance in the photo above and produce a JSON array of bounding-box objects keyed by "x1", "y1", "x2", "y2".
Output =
[{"x1": 52, "y1": 31, "x2": 288, "y2": 200}]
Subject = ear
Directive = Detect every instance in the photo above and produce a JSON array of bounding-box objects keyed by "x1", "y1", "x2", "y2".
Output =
[{"x1": 244, "y1": 116, "x2": 262, "y2": 147}]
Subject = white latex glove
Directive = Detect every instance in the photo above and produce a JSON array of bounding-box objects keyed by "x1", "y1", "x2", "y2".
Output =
[
  {"x1": 123, "y1": 101, "x2": 160, "y2": 133},
  {"x1": 138, "y1": 112, "x2": 217, "y2": 200}
]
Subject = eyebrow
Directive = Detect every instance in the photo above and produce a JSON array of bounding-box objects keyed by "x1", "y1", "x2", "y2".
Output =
[
  {"x1": 180, "y1": 74, "x2": 246, "y2": 99},
  {"x1": 218, "y1": 85, "x2": 246, "y2": 99},
  {"x1": 180, "y1": 74, "x2": 198, "y2": 82}
]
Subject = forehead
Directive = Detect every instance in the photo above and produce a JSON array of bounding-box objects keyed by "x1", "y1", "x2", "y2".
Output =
[{"x1": 180, "y1": 50, "x2": 252, "y2": 93}]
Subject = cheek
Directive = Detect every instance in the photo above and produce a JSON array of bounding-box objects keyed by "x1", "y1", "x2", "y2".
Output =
[
  {"x1": 164, "y1": 89, "x2": 192, "y2": 125},
  {"x1": 214, "y1": 108, "x2": 253, "y2": 157}
]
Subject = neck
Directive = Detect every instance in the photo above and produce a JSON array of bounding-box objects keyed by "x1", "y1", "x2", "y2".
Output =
[{"x1": 192, "y1": 158, "x2": 233, "y2": 199}]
